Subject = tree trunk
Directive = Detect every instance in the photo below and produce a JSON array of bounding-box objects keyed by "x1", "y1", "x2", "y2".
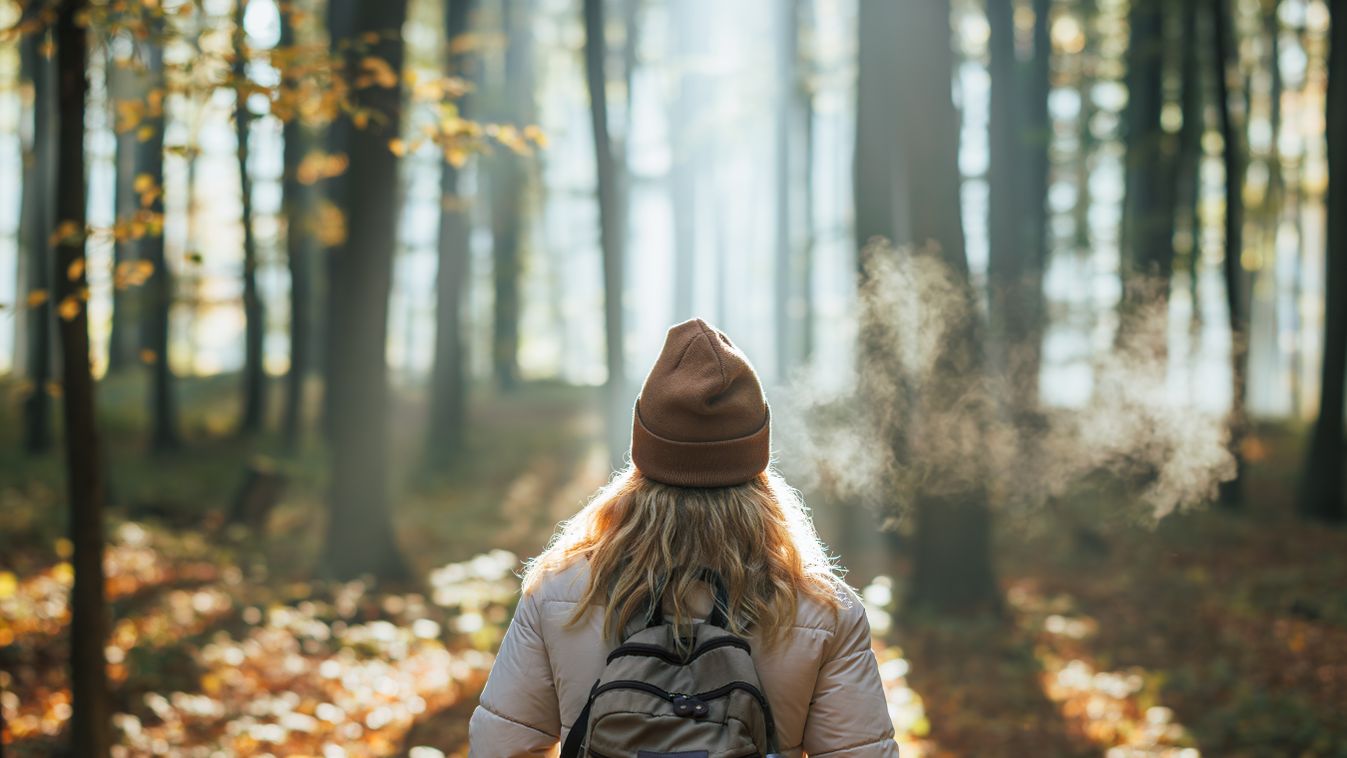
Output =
[
  {"x1": 143, "y1": 25, "x2": 178, "y2": 454},
  {"x1": 669, "y1": 0, "x2": 701, "y2": 323},
  {"x1": 490, "y1": 0, "x2": 530, "y2": 392},
  {"x1": 321, "y1": 0, "x2": 411, "y2": 581},
  {"x1": 1117, "y1": 0, "x2": 1178, "y2": 361},
  {"x1": 585, "y1": 0, "x2": 628, "y2": 469},
  {"x1": 986, "y1": 0, "x2": 1023, "y2": 386},
  {"x1": 774, "y1": 0, "x2": 800, "y2": 381},
  {"x1": 1214, "y1": 0, "x2": 1249, "y2": 507},
  {"x1": 320, "y1": 0, "x2": 357, "y2": 440},
  {"x1": 53, "y1": 1, "x2": 112, "y2": 752},
  {"x1": 857, "y1": 0, "x2": 999, "y2": 614},
  {"x1": 1176, "y1": 0, "x2": 1204, "y2": 332},
  {"x1": 20, "y1": 23, "x2": 54, "y2": 454},
  {"x1": 280, "y1": 7, "x2": 312, "y2": 448},
  {"x1": 1299, "y1": 0, "x2": 1346, "y2": 523},
  {"x1": 853, "y1": 0, "x2": 903, "y2": 255},
  {"x1": 428, "y1": 0, "x2": 476, "y2": 459},
  {"x1": 107, "y1": 52, "x2": 140, "y2": 374},
  {"x1": 236, "y1": 0, "x2": 266, "y2": 435},
  {"x1": 799, "y1": 0, "x2": 816, "y2": 365},
  {"x1": 895, "y1": 0, "x2": 995, "y2": 614}
]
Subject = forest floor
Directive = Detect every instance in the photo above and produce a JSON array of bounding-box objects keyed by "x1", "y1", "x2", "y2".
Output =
[{"x1": 1, "y1": 376, "x2": 1346, "y2": 756}]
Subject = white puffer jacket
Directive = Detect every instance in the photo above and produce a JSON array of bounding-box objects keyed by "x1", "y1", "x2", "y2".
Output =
[{"x1": 468, "y1": 559, "x2": 900, "y2": 757}]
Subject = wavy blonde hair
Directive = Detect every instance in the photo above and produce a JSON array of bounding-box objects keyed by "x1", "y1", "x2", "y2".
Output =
[{"x1": 522, "y1": 465, "x2": 845, "y2": 647}]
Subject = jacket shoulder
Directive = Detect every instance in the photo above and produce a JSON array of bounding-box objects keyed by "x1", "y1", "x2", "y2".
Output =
[{"x1": 523, "y1": 557, "x2": 593, "y2": 604}]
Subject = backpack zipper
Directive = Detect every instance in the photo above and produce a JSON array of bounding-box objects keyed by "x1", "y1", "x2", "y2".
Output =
[
  {"x1": 605, "y1": 635, "x2": 751, "y2": 665},
  {"x1": 589, "y1": 678, "x2": 778, "y2": 748}
]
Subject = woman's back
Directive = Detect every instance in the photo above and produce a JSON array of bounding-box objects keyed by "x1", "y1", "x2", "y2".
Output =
[{"x1": 468, "y1": 558, "x2": 899, "y2": 756}]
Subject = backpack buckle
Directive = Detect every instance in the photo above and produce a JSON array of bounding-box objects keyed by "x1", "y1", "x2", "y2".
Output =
[{"x1": 671, "y1": 694, "x2": 709, "y2": 719}]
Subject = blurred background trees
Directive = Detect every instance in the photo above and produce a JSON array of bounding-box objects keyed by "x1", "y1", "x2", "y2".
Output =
[{"x1": 1, "y1": 0, "x2": 1346, "y2": 754}]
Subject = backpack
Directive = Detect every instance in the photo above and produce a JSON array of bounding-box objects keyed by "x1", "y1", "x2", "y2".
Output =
[{"x1": 559, "y1": 572, "x2": 783, "y2": 758}]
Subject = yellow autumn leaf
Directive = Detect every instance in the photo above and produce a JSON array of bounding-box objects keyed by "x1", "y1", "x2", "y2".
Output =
[
  {"x1": 0, "y1": 571, "x2": 17, "y2": 600},
  {"x1": 447, "y1": 146, "x2": 468, "y2": 168},
  {"x1": 55, "y1": 539, "x2": 74, "y2": 559},
  {"x1": 388, "y1": 138, "x2": 407, "y2": 157},
  {"x1": 67, "y1": 257, "x2": 85, "y2": 281},
  {"x1": 58, "y1": 296, "x2": 81, "y2": 321},
  {"x1": 49, "y1": 220, "x2": 83, "y2": 246},
  {"x1": 359, "y1": 56, "x2": 398, "y2": 88},
  {"x1": 26, "y1": 289, "x2": 48, "y2": 308},
  {"x1": 52, "y1": 561, "x2": 73, "y2": 583},
  {"x1": 134, "y1": 173, "x2": 155, "y2": 193}
]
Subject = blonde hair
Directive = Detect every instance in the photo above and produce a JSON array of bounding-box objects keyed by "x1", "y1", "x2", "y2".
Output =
[{"x1": 522, "y1": 465, "x2": 845, "y2": 647}]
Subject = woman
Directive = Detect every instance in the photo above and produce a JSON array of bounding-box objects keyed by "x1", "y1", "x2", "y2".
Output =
[{"x1": 469, "y1": 319, "x2": 898, "y2": 757}]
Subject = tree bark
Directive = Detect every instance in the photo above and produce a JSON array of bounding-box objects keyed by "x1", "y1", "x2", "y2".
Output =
[
  {"x1": 428, "y1": 0, "x2": 476, "y2": 459},
  {"x1": 585, "y1": 0, "x2": 628, "y2": 468},
  {"x1": 107, "y1": 50, "x2": 140, "y2": 375},
  {"x1": 853, "y1": 0, "x2": 903, "y2": 256},
  {"x1": 1118, "y1": 0, "x2": 1178, "y2": 361},
  {"x1": 280, "y1": 6, "x2": 312, "y2": 448},
  {"x1": 320, "y1": 0, "x2": 357, "y2": 440},
  {"x1": 669, "y1": 0, "x2": 701, "y2": 323},
  {"x1": 1299, "y1": 0, "x2": 1346, "y2": 523},
  {"x1": 1214, "y1": 0, "x2": 1249, "y2": 507},
  {"x1": 774, "y1": 0, "x2": 800, "y2": 380},
  {"x1": 235, "y1": 0, "x2": 267, "y2": 435},
  {"x1": 141, "y1": 17, "x2": 178, "y2": 453},
  {"x1": 321, "y1": 0, "x2": 411, "y2": 581},
  {"x1": 53, "y1": 1, "x2": 112, "y2": 752},
  {"x1": 799, "y1": 0, "x2": 816, "y2": 365},
  {"x1": 20, "y1": 21, "x2": 54, "y2": 454},
  {"x1": 490, "y1": 0, "x2": 530, "y2": 392}
]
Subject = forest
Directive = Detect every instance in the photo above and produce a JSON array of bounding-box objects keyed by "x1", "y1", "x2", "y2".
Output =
[{"x1": 0, "y1": 0, "x2": 1345, "y2": 754}]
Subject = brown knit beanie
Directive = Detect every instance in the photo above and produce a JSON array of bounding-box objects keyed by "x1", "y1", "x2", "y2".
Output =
[{"x1": 631, "y1": 318, "x2": 771, "y2": 488}]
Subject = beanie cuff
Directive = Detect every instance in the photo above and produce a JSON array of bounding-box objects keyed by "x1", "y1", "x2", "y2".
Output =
[{"x1": 631, "y1": 402, "x2": 771, "y2": 488}]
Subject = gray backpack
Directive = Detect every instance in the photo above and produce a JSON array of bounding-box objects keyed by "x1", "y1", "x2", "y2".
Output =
[{"x1": 560, "y1": 573, "x2": 782, "y2": 758}]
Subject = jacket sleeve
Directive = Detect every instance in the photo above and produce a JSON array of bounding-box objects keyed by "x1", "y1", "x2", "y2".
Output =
[
  {"x1": 468, "y1": 590, "x2": 562, "y2": 758},
  {"x1": 801, "y1": 598, "x2": 900, "y2": 757}
]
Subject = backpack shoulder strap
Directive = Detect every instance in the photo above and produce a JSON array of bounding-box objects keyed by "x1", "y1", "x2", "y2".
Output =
[{"x1": 559, "y1": 680, "x2": 599, "y2": 758}]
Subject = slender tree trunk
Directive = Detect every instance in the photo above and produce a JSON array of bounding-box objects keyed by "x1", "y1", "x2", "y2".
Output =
[
  {"x1": 1176, "y1": 0, "x2": 1204, "y2": 296},
  {"x1": 490, "y1": 0, "x2": 530, "y2": 392},
  {"x1": 774, "y1": 0, "x2": 799, "y2": 380},
  {"x1": 1299, "y1": 0, "x2": 1346, "y2": 523},
  {"x1": 585, "y1": 0, "x2": 628, "y2": 468},
  {"x1": 428, "y1": 0, "x2": 476, "y2": 459},
  {"x1": 280, "y1": 7, "x2": 312, "y2": 447},
  {"x1": 1214, "y1": 0, "x2": 1248, "y2": 506},
  {"x1": 235, "y1": 0, "x2": 266, "y2": 434},
  {"x1": 321, "y1": 0, "x2": 411, "y2": 581},
  {"x1": 669, "y1": 0, "x2": 700, "y2": 323},
  {"x1": 853, "y1": 0, "x2": 903, "y2": 256},
  {"x1": 1023, "y1": 0, "x2": 1051, "y2": 397},
  {"x1": 799, "y1": 0, "x2": 816, "y2": 365},
  {"x1": 1118, "y1": 0, "x2": 1178, "y2": 361},
  {"x1": 986, "y1": 0, "x2": 1023, "y2": 386},
  {"x1": 53, "y1": 1, "x2": 112, "y2": 752},
  {"x1": 142, "y1": 26, "x2": 178, "y2": 453},
  {"x1": 21, "y1": 24, "x2": 54, "y2": 454},
  {"x1": 107, "y1": 54, "x2": 140, "y2": 374}
]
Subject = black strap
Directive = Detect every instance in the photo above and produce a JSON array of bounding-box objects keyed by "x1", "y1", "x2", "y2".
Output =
[
  {"x1": 559, "y1": 681, "x2": 599, "y2": 758},
  {"x1": 645, "y1": 568, "x2": 731, "y2": 630}
]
